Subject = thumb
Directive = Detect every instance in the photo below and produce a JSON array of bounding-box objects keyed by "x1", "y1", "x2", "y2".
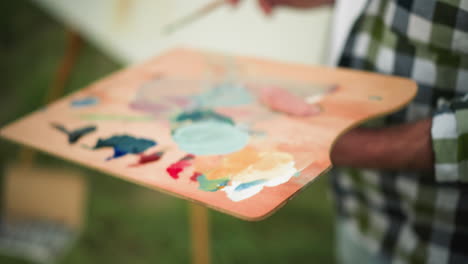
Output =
[{"x1": 259, "y1": 0, "x2": 275, "y2": 15}]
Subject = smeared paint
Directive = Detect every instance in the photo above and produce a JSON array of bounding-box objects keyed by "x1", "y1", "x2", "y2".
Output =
[
  {"x1": 197, "y1": 174, "x2": 229, "y2": 192},
  {"x1": 129, "y1": 101, "x2": 170, "y2": 114},
  {"x1": 190, "y1": 172, "x2": 203, "y2": 182},
  {"x1": 194, "y1": 83, "x2": 253, "y2": 108},
  {"x1": 193, "y1": 147, "x2": 297, "y2": 201},
  {"x1": 51, "y1": 123, "x2": 96, "y2": 144},
  {"x1": 130, "y1": 80, "x2": 194, "y2": 115},
  {"x1": 71, "y1": 96, "x2": 99, "y2": 108},
  {"x1": 79, "y1": 113, "x2": 154, "y2": 122},
  {"x1": 165, "y1": 96, "x2": 192, "y2": 108},
  {"x1": 369, "y1": 95, "x2": 383, "y2": 101},
  {"x1": 306, "y1": 94, "x2": 325, "y2": 104},
  {"x1": 166, "y1": 154, "x2": 195, "y2": 179},
  {"x1": 258, "y1": 86, "x2": 321, "y2": 117},
  {"x1": 202, "y1": 147, "x2": 260, "y2": 180},
  {"x1": 172, "y1": 109, "x2": 234, "y2": 126},
  {"x1": 306, "y1": 84, "x2": 339, "y2": 104},
  {"x1": 234, "y1": 179, "x2": 267, "y2": 191},
  {"x1": 129, "y1": 151, "x2": 164, "y2": 167},
  {"x1": 172, "y1": 121, "x2": 249, "y2": 155},
  {"x1": 91, "y1": 135, "x2": 156, "y2": 160},
  {"x1": 223, "y1": 156, "x2": 297, "y2": 202}
]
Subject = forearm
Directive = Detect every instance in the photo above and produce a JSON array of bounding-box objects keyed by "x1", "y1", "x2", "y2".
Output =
[{"x1": 330, "y1": 119, "x2": 434, "y2": 171}]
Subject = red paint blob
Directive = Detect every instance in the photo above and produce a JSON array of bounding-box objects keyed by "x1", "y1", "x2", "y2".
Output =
[
  {"x1": 129, "y1": 151, "x2": 164, "y2": 167},
  {"x1": 190, "y1": 172, "x2": 202, "y2": 182},
  {"x1": 166, "y1": 154, "x2": 195, "y2": 179}
]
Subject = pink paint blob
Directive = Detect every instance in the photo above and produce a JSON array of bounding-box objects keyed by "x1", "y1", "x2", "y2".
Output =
[
  {"x1": 166, "y1": 154, "x2": 195, "y2": 179},
  {"x1": 258, "y1": 86, "x2": 321, "y2": 117}
]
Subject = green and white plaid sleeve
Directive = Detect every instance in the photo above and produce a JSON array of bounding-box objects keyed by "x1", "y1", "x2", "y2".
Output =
[{"x1": 432, "y1": 94, "x2": 468, "y2": 182}]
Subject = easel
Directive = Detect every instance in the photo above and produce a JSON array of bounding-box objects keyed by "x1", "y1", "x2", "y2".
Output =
[{"x1": 3, "y1": 30, "x2": 211, "y2": 264}]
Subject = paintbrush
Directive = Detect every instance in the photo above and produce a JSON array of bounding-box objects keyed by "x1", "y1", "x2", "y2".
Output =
[{"x1": 163, "y1": 0, "x2": 228, "y2": 35}]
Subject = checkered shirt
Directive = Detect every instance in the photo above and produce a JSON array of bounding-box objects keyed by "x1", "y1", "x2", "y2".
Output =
[{"x1": 333, "y1": 0, "x2": 468, "y2": 263}]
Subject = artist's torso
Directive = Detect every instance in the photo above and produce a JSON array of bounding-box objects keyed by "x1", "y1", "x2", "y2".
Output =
[{"x1": 332, "y1": 0, "x2": 468, "y2": 263}]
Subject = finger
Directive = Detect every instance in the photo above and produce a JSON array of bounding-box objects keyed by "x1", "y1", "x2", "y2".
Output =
[
  {"x1": 227, "y1": 0, "x2": 241, "y2": 6},
  {"x1": 259, "y1": 0, "x2": 274, "y2": 15}
]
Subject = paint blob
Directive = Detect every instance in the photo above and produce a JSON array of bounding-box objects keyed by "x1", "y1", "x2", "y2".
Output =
[
  {"x1": 172, "y1": 121, "x2": 249, "y2": 155},
  {"x1": 129, "y1": 151, "x2": 164, "y2": 167},
  {"x1": 222, "y1": 156, "x2": 297, "y2": 202},
  {"x1": 79, "y1": 114, "x2": 154, "y2": 122},
  {"x1": 258, "y1": 86, "x2": 321, "y2": 117},
  {"x1": 197, "y1": 174, "x2": 229, "y2": 192},
  {"x1": 194, "y1": 147, "x2": 298, "y2": 201},
  {"x1": 165, "y1": 96, "x2": 192, "y2": 108},
  {"x1": 190, "y1": 172, "x2": 203, "y2": 182},
  {"x1": 51, "y1": 123, "x2": 96, "y2": 144},
  {"x1": 234, "y1": 180, "x2": 267, "y2": 191},
  {"x1": 91, "y1": 135, "x2": 157, "y2": 160},
  {"x1": 129, "y1": 101, "x2": 170, "y2": 115},
  {"x1": 173, "y1": 109, "x2": 234, "y2": 126},
  {"x1": 306, "y1": 84, "x2": 339, "y2": 104},
  {"x1": 194, "y1": 83, "x2": 254, "y2": 108},
  {"x1": 71, "y1": 96, "x2": 99, "y2": 108},
  {"x1": 166, "y1": 154, "x2": 195, "y2": 179}
]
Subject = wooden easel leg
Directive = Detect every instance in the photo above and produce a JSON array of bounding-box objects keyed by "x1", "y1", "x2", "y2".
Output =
[
  {"x1": 17, "y1": 30, "x2": 82, "y2": 166},
  {"x1": 10, "y1": 29, "x2": 84, "y2": 225},
  {"x1": 190, "y1": 203, "x2": 211, "y2": 264}
]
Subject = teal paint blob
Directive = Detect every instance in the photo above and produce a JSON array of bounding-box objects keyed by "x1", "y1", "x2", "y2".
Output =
[
  {"x1": 51, "y1": 123, "x2": 96, "y2": 144},
  {"x1": 172, "y1": 121, "x2": 249, "y2": 155},
  {"x1": 197, "y1": 174, "x2": 229, "y2": 192},
  {"x1": 194, "y1": 83, "x2": 253, "y2": 108},
  {"x1": 234, "y1": 180, "x2": 267, "y2": 191},
  {"x1": 71, "y1": 96, "x2": 100, "y2": 108},
  {"x1": 172, "y1": 109, "x2": 234, "y2": 126}
]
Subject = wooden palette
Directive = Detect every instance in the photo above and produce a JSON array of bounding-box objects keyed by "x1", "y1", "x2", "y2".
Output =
[{"x1": 0, "y1": 48, "x2": 417, "y2": 220}]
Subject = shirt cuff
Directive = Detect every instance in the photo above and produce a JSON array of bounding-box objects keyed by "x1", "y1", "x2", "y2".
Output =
[{"x1": 431, "y1": 95, "x2": 468, "y2": 183}]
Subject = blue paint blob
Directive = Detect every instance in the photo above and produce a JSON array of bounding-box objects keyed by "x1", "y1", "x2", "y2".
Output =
[
  {"x1": 293, "y1": 171, "x2": 301, "y2": 177},
  {"x1": 197, "y1": 174, "x2": 229, "y2": 192},
  {"x1": 93, "y1": 135, "x2": 156, "y2": 160},
  {"x1": 172, "y1": 121, "x2": 249, "y2": 155},
  {"x1": 234, "y1": 180, "x2": 268, "y2": 191},
  {"x1": 71, "y1": 96, "x2": 100, "y2": 108},
  {"x1": 194, "y1": 83, "x2": 254, "y2": 108}
]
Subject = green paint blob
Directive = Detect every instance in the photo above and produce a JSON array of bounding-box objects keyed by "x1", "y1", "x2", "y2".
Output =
[
  {"x1": 197, "y1": 174, "x2": 229, "y2": 192},
  {"x1": 172, "y1": 121, "x2": 249, "y2": 155}
]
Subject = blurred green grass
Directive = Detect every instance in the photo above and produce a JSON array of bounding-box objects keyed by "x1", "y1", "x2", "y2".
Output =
[{"x1": 0, "y1": 1, "x2": 335, "y2": 263}]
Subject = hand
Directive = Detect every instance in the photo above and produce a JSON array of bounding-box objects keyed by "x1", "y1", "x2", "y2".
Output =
[
  {"x1": 228, "y1": 0, "x2": 334, "y2": 15},
  {"x1": 330, "y1": 119, "x2": 434, "y2": 172}
]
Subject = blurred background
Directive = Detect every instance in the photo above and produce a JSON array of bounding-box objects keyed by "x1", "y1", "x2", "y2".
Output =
[{"x1": 1, "y1": 0, "x2": 335, "y2": 263}]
